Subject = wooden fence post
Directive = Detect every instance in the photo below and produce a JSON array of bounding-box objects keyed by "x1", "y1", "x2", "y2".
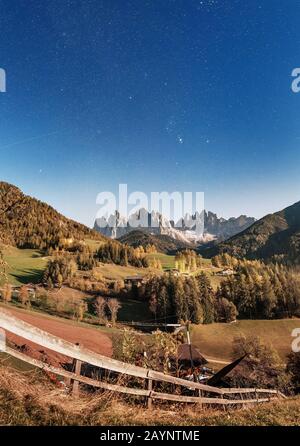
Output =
[
  {"x1": 147, "y1": 378, "x2": 153, "y2": 409},
  {"x1": 71, "y1": 343, "x2": 82, "y2": 397},
  {"x1": 197, "y1": 389, "x2": 203, "y2": 409},
  {"x1": 0, "y1": 310, "x2": 284, "y2": 406},
  {"x1": 221, "y1": 394, "x2": 226, "y2": 411},
  {"x1": 255, "y1": 389, "x2": 259, "y2": 405}
]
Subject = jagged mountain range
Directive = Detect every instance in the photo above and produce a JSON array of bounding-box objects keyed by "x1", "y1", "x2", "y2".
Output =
[
  {"x1": 94, "y1": 208, "x2": 256, "y2": 246},
  {"x1": 1, "y1": 182, "x2": 299, "y2": 265}
]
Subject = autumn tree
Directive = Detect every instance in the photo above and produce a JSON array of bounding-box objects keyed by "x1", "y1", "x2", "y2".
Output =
[
  {"x1": 73, "y1": 300, "x2": 88, "y2": 322},
  {"x1": 19, "y1": 285, "x2": 30, "y2": 308},
  {"x1": 286, "y1": 352, "x2": 300, "y2": 393},
  {"x1": 217, "y1": 259, "x2": 300, "y2": 319},
  {"x1": 75, "y1": 245, "x2": 96, "y2": 270},
  {"x1": 145, "y1": 273, "x2": 202, "y2": 324},
  {"x1": 229, "y1": 335, "x2": 285, "y2": 389},
  {"x1": 215, "y1": 297, "x2": 238, "y2": 322},
  {"x1": 44, "y1": 255, "x2": 77, "y2": 285},
  {"x1": 2, "y1": 283, "x2": 12, "y2": 304},
  {"x1": 0, "y1": 247, "x2": 8, "y2": 283},
  {"x1": 175, "y1": 250, "x2": 202, "y2": 273},
  {"x1": 96, "y1": 241, "x2": 149, "y2": 268},
  {"x1": 94, "y1": 296, "x2": 107, "y2": 324},
  {"x1": 148, "y1": 257, "x2": 162, "y2": 270},
  {"x1": 107, "y1": 298, "x2": 121, "y2": 325}
]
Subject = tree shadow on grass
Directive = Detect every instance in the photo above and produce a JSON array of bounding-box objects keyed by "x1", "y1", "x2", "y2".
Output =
[
  {"x1": 10, "y1": 268, "x2": 45, "y2": 285},
  {"x1": 31, "y1": 251, "x2": 45, "y2": 259}
]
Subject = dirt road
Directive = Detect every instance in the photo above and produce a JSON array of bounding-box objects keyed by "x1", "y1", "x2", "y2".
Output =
[{"x1": 1, "y1": 306, "x2": 113, "y2": 367}]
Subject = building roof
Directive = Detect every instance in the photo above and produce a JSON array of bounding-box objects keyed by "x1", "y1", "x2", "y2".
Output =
[{"x1": 177, "y1": 344, "x2": 208, "y2": 366}]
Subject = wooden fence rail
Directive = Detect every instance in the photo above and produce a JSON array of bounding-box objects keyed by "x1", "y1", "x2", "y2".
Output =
[{"x1": 0, "y1": 309, "x2": 285, "y2": 407}]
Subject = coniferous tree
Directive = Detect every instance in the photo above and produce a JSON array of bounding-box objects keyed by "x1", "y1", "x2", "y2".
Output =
[{"x1": 197, "y1": 272, "x2": 215, "y2": 323}]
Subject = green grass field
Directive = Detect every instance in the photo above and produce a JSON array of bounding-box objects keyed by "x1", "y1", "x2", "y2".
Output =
[
  {"x1": 2, "y1": 239, "x2": 218, "y2": 286},
  {"x1": 191, "y1": 319, "x2": 300, "y2": 362},
  {"x1": 2, "y1": 246, "x2": 48, "y2": 286},
  {"x1": 146, "y1": 252, "x2": 176, "y2": 269}
]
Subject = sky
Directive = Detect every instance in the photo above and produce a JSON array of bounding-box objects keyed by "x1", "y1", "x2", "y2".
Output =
[{"x1": 0, "y1": 0, "x2": 300, "y2": 226}]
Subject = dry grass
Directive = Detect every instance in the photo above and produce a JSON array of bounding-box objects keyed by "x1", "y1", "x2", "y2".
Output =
[
  {"x1": 92, "y1": 399, "x2": 300, "y2": 426},
  {"x1": 0, "y1": 364, "x2": 300, "y2": 426},
  {"x1": 0, "y1": 364, "x2": 113, "y2": 425},
  {"x1": 192, "y1": 319, "x2": 300, "y2": 362}
]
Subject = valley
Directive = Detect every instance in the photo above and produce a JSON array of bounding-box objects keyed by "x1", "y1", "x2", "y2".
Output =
[
  {"x1": 1, "y1": 0, "x2": 299, "y2": 428},
  {"x1": 1, "y1": 182, "x2": 300, "y2": 421}
]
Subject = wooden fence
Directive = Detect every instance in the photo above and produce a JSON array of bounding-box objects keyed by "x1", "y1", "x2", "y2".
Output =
[{"x1": 0, "y1": 308, "x2": 286, "y2": 408}]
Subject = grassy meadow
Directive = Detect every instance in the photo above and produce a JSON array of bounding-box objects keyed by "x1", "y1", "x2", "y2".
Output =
[
  {"x1": 2, "y1": 246, "x2": 48, "y2": 286},
  {"x1": 191, "y1": 319, "x2": 300, "y2": 362}
]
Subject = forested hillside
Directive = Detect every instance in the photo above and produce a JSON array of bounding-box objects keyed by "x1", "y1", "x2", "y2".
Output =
[
  {"x1": 0, "y1": 182, "x2": 104, "y2": 250},
  {"x1": 118, "y1": 229, "x2": 191, "y2": 253},
  {"x1": 203, "y1": 201, "x2": 300, "y2": 265}
]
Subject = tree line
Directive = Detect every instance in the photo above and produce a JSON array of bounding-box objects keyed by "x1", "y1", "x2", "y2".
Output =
[
  {"x1": 95, "y1": 241, "x2": 150, "y2": 267},
  {"x1": 175, "y1": 249, "x2": 203, "y2": 273},
  {"x1": 143, "y1": 272, "x2": 237, "y2": 324},
  {"x1": 43, "y1": 241, "x2": 163, "y2": 287},
  {"x1": 217, "y1": 259, "x2": 300, "y2": 319},
  {"x1": 142, "y1": 254, "x2": 300, "y2": 323}
]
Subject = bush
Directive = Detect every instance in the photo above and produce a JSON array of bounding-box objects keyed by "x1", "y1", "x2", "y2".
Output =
[
  {"x1": 44, "y1": 255, "x2": 77, "y2": 285},
  {"x1": 286, "y1": 352, "x2": 300, "y2": 393},
  {"x1": 227, "y1": 336, "x2": 287, "y2": 391},
  {"x1": 215, "y1": 298, "x2": 238, "y2": 323}
]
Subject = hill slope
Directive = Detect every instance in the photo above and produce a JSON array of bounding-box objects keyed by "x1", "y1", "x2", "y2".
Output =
[
  {"x1": 0, "y1": 182, "x2": 104, "y2": 250},
  {"x1": 118, "y1": 229, "x2": 192, "y2": 254},
  {"x1": 0, "y1": 363, "x2": 299, "y2": 426},
  {"x1": 202, "y1": 200, "x2": 300, "y2": 264}
]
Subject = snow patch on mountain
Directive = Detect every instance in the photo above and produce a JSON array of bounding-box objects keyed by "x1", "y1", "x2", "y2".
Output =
[{"x1": 94, "y1": 209, "x2": 255, "y2": 245}]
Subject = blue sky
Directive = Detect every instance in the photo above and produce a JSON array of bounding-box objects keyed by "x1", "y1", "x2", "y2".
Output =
[{"x1": 0, "y1": 0, "x2": 300, "y2": 226}]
